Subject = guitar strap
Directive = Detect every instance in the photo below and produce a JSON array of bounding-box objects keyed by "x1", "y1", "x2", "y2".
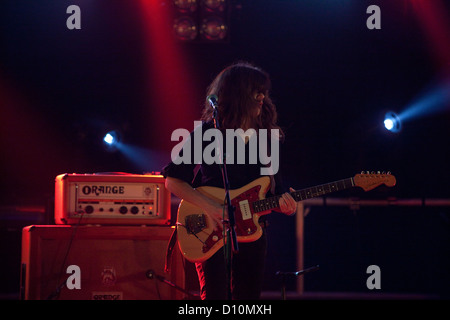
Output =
[
  {"x1": 164, "y1": 227, "x2": 178, "y2": 273},
  {"x1": 165, "y1": 164, "x2": 202, "y2": 273}
]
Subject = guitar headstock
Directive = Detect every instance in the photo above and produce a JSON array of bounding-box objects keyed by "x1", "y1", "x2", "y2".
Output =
[{"x1": 353, "y1": 171, "x2": 396, "y2": 191}]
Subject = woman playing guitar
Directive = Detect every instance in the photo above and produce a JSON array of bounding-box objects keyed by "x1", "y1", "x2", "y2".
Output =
[{"x1": 162, "y1": 61, "x2": 296, "y2": 300}]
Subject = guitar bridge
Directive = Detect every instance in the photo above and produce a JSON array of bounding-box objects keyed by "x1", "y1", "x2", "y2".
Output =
[{"x1": 185, "y1": 214, "x2": 207, "y2": 235}]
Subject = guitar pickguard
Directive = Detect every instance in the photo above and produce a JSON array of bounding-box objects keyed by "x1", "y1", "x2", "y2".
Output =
[
  {"x1": 197, "y1": 184, "x2": 264, "y2": 254},
  {"x1": 185, "y1": 214, "x2": 207, "y2": 235},
  {"x1": 231, "y1": 184, "x2": 262, "y2": 236}
]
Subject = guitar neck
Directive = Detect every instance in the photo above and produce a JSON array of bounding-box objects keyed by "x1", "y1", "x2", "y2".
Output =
[{"x1": 253, "y1": 177, "x2": 355, "y2": 213}]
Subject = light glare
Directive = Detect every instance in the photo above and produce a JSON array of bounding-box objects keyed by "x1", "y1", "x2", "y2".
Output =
[
  {"x1": 384, "y1": 112, "x2": 401, "y2": 133},
  {"x1": 104, "y1": 133, "x2": 114, "y2": 145}
]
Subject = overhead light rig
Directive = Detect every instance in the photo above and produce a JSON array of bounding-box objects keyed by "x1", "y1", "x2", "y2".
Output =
[{"x1": 172, "y1": 0, "x2": 231, "y2": 42}]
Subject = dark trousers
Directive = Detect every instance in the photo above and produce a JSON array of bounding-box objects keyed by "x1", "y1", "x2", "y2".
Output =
[{"x1": 195, "y1": 230, "x2": 267, "y2": 300}]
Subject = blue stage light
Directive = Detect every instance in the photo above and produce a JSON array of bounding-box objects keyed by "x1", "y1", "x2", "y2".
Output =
[
  {"x1": 103, "y1": 130, "x2": 121, "y2": 149},
  {"x1": 104, "y1": 133, "x2": 114, "y2": 145},
  {"x1": 384, "y1": 118, "x2": 394, "y2": 131},
  {"x1": 384, "y1": 112, "x2": 401, "y2": 133}
]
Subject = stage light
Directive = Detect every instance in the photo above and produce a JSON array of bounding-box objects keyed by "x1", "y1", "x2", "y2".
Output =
[
  {"x1": 172, "y1": 0, "x2": 229, "y2": 42},
  {"x1": 384, "y1": 118, "x2": 394, "y2": 131},
  {"x1": 173, "y1": 0, "x2": 198, "y2": 13},
  {"x1": 200, "y1": 16, "x2": 227, "y2": 40},
  {"x1": 384, "y1": 112, "x2": 402, "y2": 133},
  {"x1": 202, "y1": 0, "x2": 226, "y2": 12},
  {"x1": 173, "y1": 16, "x2": 198, "y2": 41},
  {"x1": 104, "y1": 133, "x2": 114, "y2": 145},
  {"x1": 103, "y1": 130, "x2": 121, "y2": 150}
]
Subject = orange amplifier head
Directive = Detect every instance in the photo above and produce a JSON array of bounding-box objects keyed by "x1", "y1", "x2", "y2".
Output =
[{"x1": 55, "y1": 173, "x2": 171, "y2": 225}]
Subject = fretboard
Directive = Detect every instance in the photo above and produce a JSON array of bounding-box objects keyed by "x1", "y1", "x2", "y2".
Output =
[{"x1": 252, "y1": 177, "x2": 355, "y2": 213}]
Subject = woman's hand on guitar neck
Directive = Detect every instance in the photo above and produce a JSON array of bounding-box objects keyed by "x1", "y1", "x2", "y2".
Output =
[{"x1": 278, "y1": 187, "x2": 297, "y2": 216}]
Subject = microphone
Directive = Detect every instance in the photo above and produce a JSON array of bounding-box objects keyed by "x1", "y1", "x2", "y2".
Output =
[{"x1": 207, "y1": 94, "x2": 219, "y2": 110}]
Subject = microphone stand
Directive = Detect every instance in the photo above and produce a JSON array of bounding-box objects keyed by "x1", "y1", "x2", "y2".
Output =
[
  {"x1": 211, "y1": 102, "x2": 238, "y2": 301},
  {"x1": 276, "y1": 265, "x2": 319, "y2": 300},
  {"x1": 146, "y1": 270, "x2": 199, "y2": 299}
]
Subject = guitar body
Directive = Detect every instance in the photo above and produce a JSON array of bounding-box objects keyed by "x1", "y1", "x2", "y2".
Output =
[{"x1": 176, "y1": 176, "x2": 272, "y2": 263}]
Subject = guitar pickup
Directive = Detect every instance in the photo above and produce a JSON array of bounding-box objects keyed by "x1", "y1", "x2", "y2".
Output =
[
  {"x1": 238, "y1": 199, "x2": 252, "y2": 220},
  {"x1": 185, "y1": 214, "x2": 207, "y2": 235}
]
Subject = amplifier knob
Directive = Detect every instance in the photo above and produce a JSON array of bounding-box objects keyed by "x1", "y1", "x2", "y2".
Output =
[
  {"x1": 130, "y1": 206, "x2": 139, "y2": 215},
  {"x1": 119, "y1": 206, "x2": 128, "y2": 214},
  {"x1": 85, "y1": 205, "x2": 94, "y2": 214}
]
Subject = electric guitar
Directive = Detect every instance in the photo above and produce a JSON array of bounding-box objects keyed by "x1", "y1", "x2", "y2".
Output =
[{"x1": 176, "y1": 172, "x2": 396, "y2": 263}]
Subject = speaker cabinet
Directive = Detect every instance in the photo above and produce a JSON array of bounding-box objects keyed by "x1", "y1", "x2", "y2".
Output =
[{"x1": 21, "y1": 225, "x2": 185, "y2": 300}]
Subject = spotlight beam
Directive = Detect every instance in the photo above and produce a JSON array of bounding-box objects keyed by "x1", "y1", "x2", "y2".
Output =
[
  {"x1": 139, "y1": 0, "x2": 198, "y2": 151},
  {"x1": 399, "y1": 80, "x2": 450, "y2": 123}
]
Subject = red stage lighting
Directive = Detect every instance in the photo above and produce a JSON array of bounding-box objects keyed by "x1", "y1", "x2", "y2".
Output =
[
  {"x1": 411, "y1": 0, "x2": 450, "y2": 68},
  {"x1": 138, "y1": 0, "x2": 198, "y2": 151}
]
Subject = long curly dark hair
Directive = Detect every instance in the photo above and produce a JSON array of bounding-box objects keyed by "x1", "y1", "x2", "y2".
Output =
[{"x1": 201, "y1": 61, "x2": 284, "y2": 140}]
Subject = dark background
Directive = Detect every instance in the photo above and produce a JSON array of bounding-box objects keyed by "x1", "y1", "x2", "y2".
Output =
[{"x1": 1, "y1": 0, "x2": 449, "y2": 298}]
